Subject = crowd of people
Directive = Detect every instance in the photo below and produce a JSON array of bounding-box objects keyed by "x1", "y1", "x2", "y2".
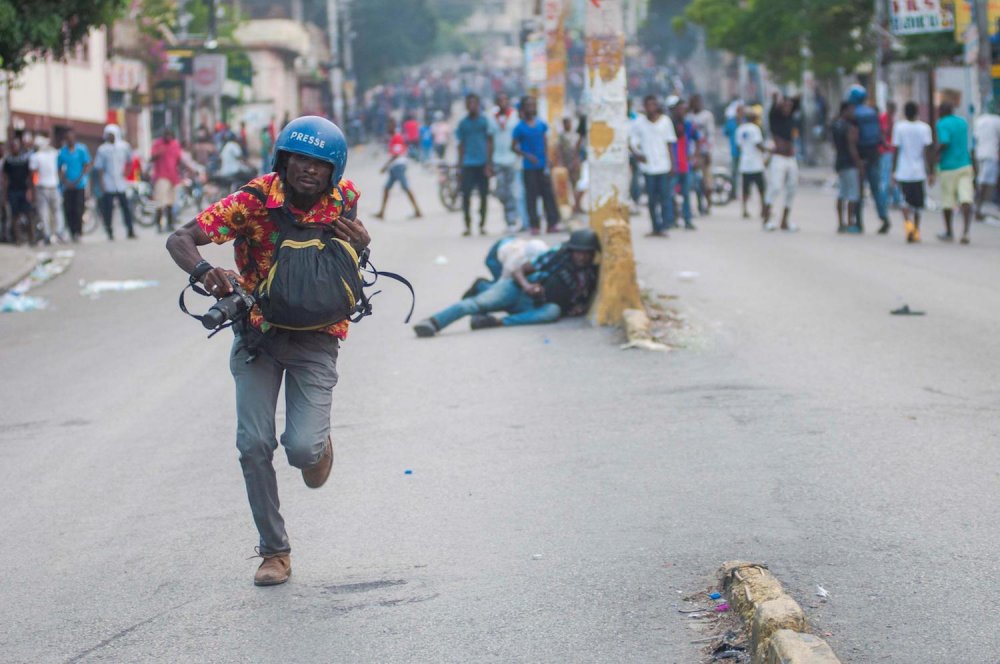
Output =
[{"x1": 0, "y1": 119, "x2": 268, "y2": 245}]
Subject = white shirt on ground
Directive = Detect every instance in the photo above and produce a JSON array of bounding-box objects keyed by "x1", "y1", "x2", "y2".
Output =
[
  {"x1": 629, "y1": 114, "x2": 676, "y2": 175},
  {"x1": 736, "y1": 122, "x2": 765, "y2": 173},
  {"x1": 29, "y1": 148, "x2": 60, "y2": 188},
  {"x1": 891, "y1": 120, "x2": 933, "y2": 182},
  {"x1": 973, "y1": 113, "x2": 1000, "y2": 161}
]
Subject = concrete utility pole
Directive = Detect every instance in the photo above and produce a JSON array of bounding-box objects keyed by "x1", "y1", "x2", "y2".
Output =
[
  {"x1": 975, "y1": 0, "x2": 994, "y2": 111},
  {"x1": 327, "y1": 0, "x2": 345, "y2": 124},
  {"x1": 342, "y1": 0, "x2": 354, "y2": 113},
  {"x1": 584, "y1": 0, "x2": 643, "y2": 327},
  {"x1": 544, "y1": 0, "x2": 569, "y2": 126},
  {"x1": 874, "y1": 0, "x2": 888, "y2": 109}
]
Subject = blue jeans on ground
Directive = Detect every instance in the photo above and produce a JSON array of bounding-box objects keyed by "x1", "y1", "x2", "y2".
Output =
[
  {"x1": 670, "y1": 171, "x2": 693, "y2": 226},
  {"x1": 644, "y1": 172, "x2": 673, "y2": 233},
  {"x1": 857, "y1": 150, "x2": 888, "y2": 228},
  {"x1": 879, "y1": 151, "x2": 901, "y2": 207},
  {"x1": 431, "y1": 278, "x2": 561, "y2": 329}
]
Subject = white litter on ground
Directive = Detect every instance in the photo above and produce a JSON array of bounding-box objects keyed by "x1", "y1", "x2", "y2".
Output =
[{"x1": 80, "y1": 280, "x2": 159, "y2": 298}]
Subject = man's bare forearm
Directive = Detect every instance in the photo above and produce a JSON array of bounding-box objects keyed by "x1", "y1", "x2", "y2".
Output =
[{"x1": 166, "y1": 221, "x2": 212, "y2": 275}]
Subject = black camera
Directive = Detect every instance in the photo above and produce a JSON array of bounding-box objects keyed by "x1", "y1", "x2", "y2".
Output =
[{"x1": 202, "y1": 277, "x2": 256, "y2": 330}]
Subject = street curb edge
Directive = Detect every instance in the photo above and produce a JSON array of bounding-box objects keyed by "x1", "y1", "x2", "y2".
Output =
[{"x1": 719, "y1": 560, "x2": 841, "y2": 664}]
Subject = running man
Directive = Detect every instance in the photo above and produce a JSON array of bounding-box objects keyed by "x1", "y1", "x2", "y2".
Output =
[{"x1": 374, "y1": 118, "x2": 422, "y2": 220}]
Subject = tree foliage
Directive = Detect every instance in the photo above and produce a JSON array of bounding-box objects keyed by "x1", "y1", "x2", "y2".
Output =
[
  {"x1": 426, "y1": 0, "x2": 476, "y2": 26},
  {"x1": 0, "y1": 0, "x2": 127, "y2": 73},
  {"x1": 350, "y1": 0, "x2": 437, "y2": 90},
  {"x1": 898, "y1": 31, "x2": 962, "y2": 66},
  {"x1": 639, "y1": 0, "x2": 699, "y2": 64},
  {"x1": 685, "y1": 0, "x2": 873, "y2": 82}
]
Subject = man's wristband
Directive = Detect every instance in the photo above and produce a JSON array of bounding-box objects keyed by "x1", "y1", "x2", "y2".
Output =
[{"x1": 189, "y1": 260, "x2": 213, "y2": 284}]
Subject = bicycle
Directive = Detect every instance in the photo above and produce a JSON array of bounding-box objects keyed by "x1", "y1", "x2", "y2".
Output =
[{"x1": 437, "y1": 164, "x2": 461, "y2": 212}]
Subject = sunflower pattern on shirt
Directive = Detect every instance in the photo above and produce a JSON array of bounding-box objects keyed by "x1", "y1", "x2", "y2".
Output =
[{"x1": 195, "y1": 172, "x2": 361, "y2": 338}]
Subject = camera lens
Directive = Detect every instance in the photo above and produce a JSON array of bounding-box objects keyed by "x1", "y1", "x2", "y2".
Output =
[{"x1": 202, "y1": 307, "x2": 227, "y2": 329}]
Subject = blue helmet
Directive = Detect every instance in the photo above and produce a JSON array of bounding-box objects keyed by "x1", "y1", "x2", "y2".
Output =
[
  {"x1": 846, "y1": 84, "x2": 867, "y2": 106},
  {"x1": 271, "y1": 115, "x2": 348, "y2": 186}
]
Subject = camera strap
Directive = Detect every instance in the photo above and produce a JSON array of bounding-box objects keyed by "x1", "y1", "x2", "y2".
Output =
[
  {"x1": 352, "y1": 255, "x2": 415, "y2": 324},
  {"x1": 177, "y1": 282, "x2": 235, "y2": 338}
]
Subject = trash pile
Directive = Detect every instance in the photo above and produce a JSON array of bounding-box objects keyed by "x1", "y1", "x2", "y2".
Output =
[
  {"x1": 0, "y1": 250, "x2": 74, "y2": 314},
  {"x1": 677, "y1": 588, "x2": 749, "y2": 663}
]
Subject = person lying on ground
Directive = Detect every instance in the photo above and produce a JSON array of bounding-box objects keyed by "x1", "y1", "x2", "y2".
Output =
[
  {"x1": 462, "y1": 236, "x2": 549, "y2": 298},
  {"x1": 412, "y1": 229, "x2": 599, "y2": 336}
]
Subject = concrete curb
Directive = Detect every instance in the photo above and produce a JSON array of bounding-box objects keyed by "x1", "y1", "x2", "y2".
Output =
[
  {"x1": 0, "y1": 247, "x2": 38, "y2": 294},
  {"x1": 620, "y1": 308, "x2": 670, "y2": 351},
  {"x1": 720, "y1": 561, "x2": 841, "y2": 664}
]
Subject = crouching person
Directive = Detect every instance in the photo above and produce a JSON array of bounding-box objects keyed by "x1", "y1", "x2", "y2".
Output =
[{"x1": 413, "y1": 229, "x2": 599, "y2": 336}]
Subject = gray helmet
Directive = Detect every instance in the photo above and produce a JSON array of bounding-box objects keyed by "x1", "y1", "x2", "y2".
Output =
[{"x1": 565, "y1": 228, "x2": 600, "y2": 252}]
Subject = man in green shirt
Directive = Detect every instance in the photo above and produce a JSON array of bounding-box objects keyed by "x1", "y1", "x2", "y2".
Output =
[{"x1": 935, "y1": 102, "x2": 974, "y2": 244}]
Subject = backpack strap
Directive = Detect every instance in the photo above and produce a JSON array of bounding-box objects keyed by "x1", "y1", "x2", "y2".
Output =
[
  {"x1": 354, "y1": 256, "x2": 415, "y2": 323},
  {"x1": 239, "y1": 184, "x2": 267, "y2": 205}
]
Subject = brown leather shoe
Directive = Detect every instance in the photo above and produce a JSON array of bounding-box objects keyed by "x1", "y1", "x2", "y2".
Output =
[
  {"x1": 254, "y1": 553, "x2": 291, "y2": 586},
  {"x1": 302, "y1": 436, "x2": 333, "y2": 489}
]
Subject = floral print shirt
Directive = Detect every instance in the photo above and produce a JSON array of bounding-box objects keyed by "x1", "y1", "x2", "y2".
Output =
[{"x1": 196, "y1": 172, "x2": 361, "y2": 338}]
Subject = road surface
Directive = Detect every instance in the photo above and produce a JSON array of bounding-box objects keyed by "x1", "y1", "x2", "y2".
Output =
[{"x1": 2, "y1": 150, "x2": 998, "y2": 663}]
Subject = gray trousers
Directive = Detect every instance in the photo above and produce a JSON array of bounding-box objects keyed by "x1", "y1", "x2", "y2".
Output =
[
  {"x1": 230, "y1": 331, "x2": 340, "y2": 554},
  {"x1": 493, "y1": 164, "x2": 519, "y2": 227}
]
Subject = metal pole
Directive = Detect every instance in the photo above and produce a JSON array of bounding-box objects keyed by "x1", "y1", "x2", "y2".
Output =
[
  {"x1": 327, "y1": 0, "x2": 344, "y2": 124},
  {"x1": 975, "y1": 0, "x2": 994, "y2": 111}
]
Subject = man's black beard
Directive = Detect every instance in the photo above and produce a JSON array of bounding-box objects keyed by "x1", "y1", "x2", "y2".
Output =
[{"x1": 284, "y1": 179, "x2": 325, "y2": 211}]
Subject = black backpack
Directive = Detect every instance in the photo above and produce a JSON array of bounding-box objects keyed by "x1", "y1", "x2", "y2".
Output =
[{"x1": 256, "y1": 203, "x2": 365, "y2": 330}]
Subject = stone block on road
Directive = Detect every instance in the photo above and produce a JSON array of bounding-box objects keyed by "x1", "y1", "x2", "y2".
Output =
[
  {"x1": 762, "y1": 630, "x2": 842, "y2": 664},
  {"x1": 752, "y1": 597, "x2": 807, "y2": 663}
]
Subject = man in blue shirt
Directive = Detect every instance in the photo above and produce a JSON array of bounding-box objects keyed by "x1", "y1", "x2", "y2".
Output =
[
  {"x1": 455, "y1": 94, "x2": 494, "y2": 236},
  {"x1": 57, "y1": 129, "x2": 91, "y2": 242},
  {"x1": 513, "y1": 96, "x2": 561, "y2": 234}
]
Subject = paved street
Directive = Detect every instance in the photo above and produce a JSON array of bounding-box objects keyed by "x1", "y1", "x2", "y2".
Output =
[{"x1": 2, "y1": 151, "x2": 999, "y2": 663}]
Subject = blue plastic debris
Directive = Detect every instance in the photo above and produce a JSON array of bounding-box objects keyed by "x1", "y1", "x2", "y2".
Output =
[
  {"x1": 709, "y1": 592, "x2": 722, "y2": 600},
  {"x1": 404, "y1": 469, "x2": 413, "y2": 475}
]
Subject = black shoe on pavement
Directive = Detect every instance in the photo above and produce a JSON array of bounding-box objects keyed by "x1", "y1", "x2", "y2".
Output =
[
  {"x1": 877, "y1": 219, "x2": 891, "y2": 235},
  {"x1": 127, "y1": 232, "x2": 137, "y2": 239},
  {"x1": 936, "y1": 232, "x2": 954, "y2": 242},
  {"x1": 470, "y1": 314, "x2": 502, "y2": 330},
  {"x1": 413, "y1": 319, "x2": 439, "y2": 338}
]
